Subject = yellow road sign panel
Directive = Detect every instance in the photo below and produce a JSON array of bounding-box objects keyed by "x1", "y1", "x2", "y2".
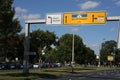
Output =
[
  {"x1": 63, "y1": 11, "x2": 106, "y2": 25},
  {"x1": 107, "y1": 56, "x2": 114, "y2": 61}
]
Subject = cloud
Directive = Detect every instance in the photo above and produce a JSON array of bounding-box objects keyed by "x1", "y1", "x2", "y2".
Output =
[
  {"x1": 15, "y1": 7, "x2": 27, "y2": 13},
  {"x1": 78, "y1": 1, "x2": 100, "y2": 10},
  {"x1": 14, "y1": 7, "x2": 40, "y2": 20},
  {"x1": 71, "y1": 28, "x2": 79, "y2": 32},
  {"x1": 115, "y1": 0, "x2": 120, "y2": 6},
  {"x1": 23, "y1": 14, "x2": 40, "y2": 20},
  {"x1": 90, "y1": 44, "x2": 100, "y2": 49}
]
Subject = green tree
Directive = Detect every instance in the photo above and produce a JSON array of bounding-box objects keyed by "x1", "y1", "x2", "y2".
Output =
[
  {"x1": 100, "y1": 40, "x2": 117, "y2": 65},
  {"x1": 45, "y1": 48, "x2": 58, "y2": 63},
  {"x1": 85, "y1": 47, "x2": 95, "y2": 64},
  {"x1": 56, "y1": 34, "x2": 73, "y2": 63},
  {"x1": 15, "y1": 33, "x2": 24, "y2": 62},
  {"x1": 55, "y1": 34, "x2": 95, "y2": 64},
  {"x1": 0, "y1": 0, "x2": 22, "y2": 62},
  {"x1": 115, "y1": 49, "x2": 120, "y2": 65},
  {"x1": 30, "y1": 29, "x2": 57, "y2": 63}
]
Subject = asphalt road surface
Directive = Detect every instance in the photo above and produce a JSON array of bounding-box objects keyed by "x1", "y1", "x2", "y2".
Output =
[{"x1": 33, "y1": 70, "x2": 120, "y2": 80}]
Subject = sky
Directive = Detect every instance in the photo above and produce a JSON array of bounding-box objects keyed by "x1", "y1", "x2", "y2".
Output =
[{"x1": 13, "y1": 0, "x2": 120, "y2": 55}]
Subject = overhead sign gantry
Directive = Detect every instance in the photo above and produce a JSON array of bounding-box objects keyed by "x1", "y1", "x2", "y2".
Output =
[
  {"x1": 24, "y1": 11, "x2": 120, "y2": 74},
  {"x1": 46, "y1": 11, "x2": 106, "y2": 25}
]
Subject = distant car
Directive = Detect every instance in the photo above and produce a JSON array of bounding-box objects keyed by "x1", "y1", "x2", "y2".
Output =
[
  {"x1": 15, "y1": 63, "x2": 23, "y2": 69},
  {"x1": 40, "y1": 63, "x2": 62, "y2": 68},
  {"x1": 33, "y1": 64, "x2": 39, "y2": 69},
  {"x1": 0, "y1": 63, "x2": 7, "y2": 70},
  {"x1": 41, "y1": 63, "x2": 50, "y2": 68},
  {"x1": 56, "y1": 63, "x2": 62, "y2": 67},
  {"x1": 7, "y1": 62, "x2": 16, "y2": 69},
  {"x1": 29, "y1": 63, "x2": 33, "y2": 69}
]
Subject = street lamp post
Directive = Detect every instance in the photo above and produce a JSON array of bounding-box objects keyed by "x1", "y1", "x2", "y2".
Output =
[
  {"x1": 72, "y1": 32, "x2": 75, "y2": 66},
  {"x1": 71, "y1": 28, "x2": 78, "y2": 72},
  {"x1": 98, "y1": 55, "x2": 101, "y2": 67},
  {"x1": 98, "y1": 38, "x2": 106, "y2": 67},
  {"x1": 98, "y1": 44, "x2": 101, "y2": 67}
]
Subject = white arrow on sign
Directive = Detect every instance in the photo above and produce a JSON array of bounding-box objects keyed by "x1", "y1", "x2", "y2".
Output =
[{"x1": 46, "y1": 13, "x2": 62, "y2": 25}]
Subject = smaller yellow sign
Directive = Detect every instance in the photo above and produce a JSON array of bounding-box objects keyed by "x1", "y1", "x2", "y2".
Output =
[
  {"x1": 63, "y1": 11, "x2": 106, "y2": 25},
  {"x1": 107, "y1": 56, "x2": 114, "y2": 61}
]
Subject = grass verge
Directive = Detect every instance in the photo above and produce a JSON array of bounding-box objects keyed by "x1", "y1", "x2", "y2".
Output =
[{"x1": 0, "y1": 66, "x2": 119, "y2": 80}]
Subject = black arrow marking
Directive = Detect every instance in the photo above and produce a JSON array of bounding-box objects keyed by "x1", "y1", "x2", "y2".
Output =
[
  {"x1": 92, "y1": 15, "x2": 97, "y2": 22},
  {"x1": 48, "y1": 16, "x2": 52, "y2": 23}
]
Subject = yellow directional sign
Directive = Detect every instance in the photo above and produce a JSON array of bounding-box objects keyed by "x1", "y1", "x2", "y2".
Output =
[
  {"x1": 63, "y1": 11, "x2": 106, "y2": 25},
  {"x1": 107, "y1": 56, "x2": 114, "y2": 61}
]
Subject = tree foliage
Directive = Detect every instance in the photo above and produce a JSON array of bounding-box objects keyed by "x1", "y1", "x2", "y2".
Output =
[
  {"x1": 100, "y1": 40, "x2": 120, "y2": 65},
  {"x1": 30, "y1": 29, "x2": 57, "y2": 63},
  {"x1": 0, "y1": 0, "x2": 22, "y2": 62},
  {"x1": 53, "y1": 34, "x2": 96, "y2": 64}
]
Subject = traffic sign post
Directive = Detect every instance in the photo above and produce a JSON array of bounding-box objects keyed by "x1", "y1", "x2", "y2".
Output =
[
  {"x1": 23, "y1": 19, "x2": 45, "y2": 74},
  {"x1": 23, "y1": 23, "x2": 30, "y2": 74},
  {"x1": 63, "y1": 11, "x2": 106, "y2": 25},
  {"x1": 117, "y1": 20, "x2": 120, "y2": 49}
]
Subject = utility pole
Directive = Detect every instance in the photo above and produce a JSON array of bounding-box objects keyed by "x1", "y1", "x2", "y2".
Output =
[
  {"x1": 98, "y1": 44, "x2": 101, "y2": 67},
  {"x1": 71, "y1": 32, "x2": 75, "y2": 72},
  {"x1": 71, "y1": 28, "x2": 78, "y2": 72}
]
